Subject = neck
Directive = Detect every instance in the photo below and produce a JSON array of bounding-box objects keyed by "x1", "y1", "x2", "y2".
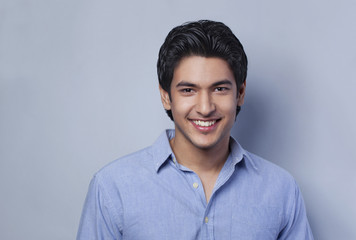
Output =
[{"x1": 169, "y1": 133, "x2": 230, "y2": 174}]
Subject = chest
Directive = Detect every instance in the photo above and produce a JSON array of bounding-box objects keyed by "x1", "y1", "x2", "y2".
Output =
[{"x1": 117, "y1": 166, "x2": 284, "y2": 240}]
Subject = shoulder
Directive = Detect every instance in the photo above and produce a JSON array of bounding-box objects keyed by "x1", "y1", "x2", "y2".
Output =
[
  {"x1": 230, "y1": 137, "x2": 295, "y2": 186},
  {"x1": 239, "y1": 150, "x2": 303, "y2": 215},
  {"x1": 246, "y1": 151, "x2": 291, "y2": 173},
  {"x1": 94, "y1": 146, "x2": 155, "y2": 184},
  {"x1": 234, "y1": 150, "x2": 313, "y2": 238},
  {"x1": 242, "y1": 150, "x2": 297, "y2": 191}
]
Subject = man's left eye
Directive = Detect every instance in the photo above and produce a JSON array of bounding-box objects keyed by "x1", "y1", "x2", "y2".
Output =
[{"x1": 215, "y1": 87, "x2": 227, "y2": 91}]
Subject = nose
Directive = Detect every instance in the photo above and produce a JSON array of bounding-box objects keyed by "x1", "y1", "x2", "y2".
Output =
[{"x1": 196, "y1": 91, "x2": 216, "y2": 116}]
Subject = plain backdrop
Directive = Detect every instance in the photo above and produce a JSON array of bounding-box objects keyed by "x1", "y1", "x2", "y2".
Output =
[{"x1": 1, "y1": 0, "x2": 355, "y2": 239}]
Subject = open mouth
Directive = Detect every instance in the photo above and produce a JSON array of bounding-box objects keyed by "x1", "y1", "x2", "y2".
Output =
[
  {"x1": 192, "y1": 120, "x2": 217, "y2": 127},
  {"x1": 190, "y1": 119, "x2": 221, "y2": 131}
]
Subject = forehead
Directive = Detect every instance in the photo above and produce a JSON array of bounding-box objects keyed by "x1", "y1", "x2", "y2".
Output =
[{"x1": 172, "y1": 56, "x2": 236, "y2": 87}]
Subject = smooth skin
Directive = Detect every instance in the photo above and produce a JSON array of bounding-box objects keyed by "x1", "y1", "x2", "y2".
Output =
[{"x1": 159, "y1": 56, "x2": 246, "y2": 202}]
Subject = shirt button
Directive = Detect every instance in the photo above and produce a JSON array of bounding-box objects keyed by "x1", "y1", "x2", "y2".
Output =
[
  {"x1": 172, "y1": 157, "x2": 176, "y2": 163},
  {"x1": 193, "y1": 182, "x2": 199, "y2": 188},
  {"x1": 205, "y1": 217, "x2": 209, "y2": 223}
]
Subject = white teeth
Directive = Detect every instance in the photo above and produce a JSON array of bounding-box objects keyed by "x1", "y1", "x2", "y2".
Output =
[{"x1": 193, "y1": 120, "x2": 216, "y2": 127}]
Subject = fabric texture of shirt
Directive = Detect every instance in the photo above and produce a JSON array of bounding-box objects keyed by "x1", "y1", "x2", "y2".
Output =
[{"x1": 77, "y1": 129, "x2": 314, "y2": 240}]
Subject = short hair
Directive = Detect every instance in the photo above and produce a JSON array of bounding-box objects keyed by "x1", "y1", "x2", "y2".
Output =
[{"x1": 157, "y1": 20, "x2": 248, "y2": 121}]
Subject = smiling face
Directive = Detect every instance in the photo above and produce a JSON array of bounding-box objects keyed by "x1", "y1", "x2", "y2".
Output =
[{"x1": 160, "y1": 56, "x2": 246, "y2": 151}]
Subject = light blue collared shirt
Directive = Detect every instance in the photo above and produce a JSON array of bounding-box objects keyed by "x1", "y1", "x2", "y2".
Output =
[{"x1": 77, "y1": 129, "x2": 313, "y2": 239}]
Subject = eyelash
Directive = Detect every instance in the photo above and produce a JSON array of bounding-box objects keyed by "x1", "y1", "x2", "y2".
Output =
[
  {"x1": 181, "y1": 88, "x2": 194, "y2": 94},
  {"x1": 180, "y1": 87, "x2": 229, "y2": 95},
  {"x1": 180, "y1": 87, "x2": 229, "y2": 94},
  {"x1": 215, "y1": 87, "x2": 229, "y2": 92}
]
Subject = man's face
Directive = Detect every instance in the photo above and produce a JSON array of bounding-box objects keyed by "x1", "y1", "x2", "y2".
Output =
[{"x1": 160, "y1": 56, "x2": 246, "y2": 150}]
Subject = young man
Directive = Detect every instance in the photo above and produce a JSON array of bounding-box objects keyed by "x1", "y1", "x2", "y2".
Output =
[{"x1": 77, "y1": 20, "x2": 314, "y2": 239}]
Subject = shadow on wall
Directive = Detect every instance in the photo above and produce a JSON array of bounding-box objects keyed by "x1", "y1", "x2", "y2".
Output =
[
  {"x1": 231, "y1": 76, "x2": 355, "y2": 239},
  {"x1": 230, "y1": 78, "x2": 293, "y2": 168},
  {"x1": 231, "y1": 82, "x2": 266, "y2": 152},
  {"x1": 231, "y1": 68, "x2": 306, "y2": 169}
]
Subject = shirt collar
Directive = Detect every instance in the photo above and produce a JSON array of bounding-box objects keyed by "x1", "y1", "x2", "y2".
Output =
[
  {"x1": 229, "y1": 135, "x2": 258, "y2": 171},
  {"x1": 151, "y1": 129, "x2": 258, "y2": 172},
  {"x1": 152, "y1": 129, "x2": 175, "y2": 172}
]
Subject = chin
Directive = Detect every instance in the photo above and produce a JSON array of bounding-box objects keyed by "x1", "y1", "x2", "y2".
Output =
[{"x1": 190, "y1": 137, "x2": 221, "y2": 150}]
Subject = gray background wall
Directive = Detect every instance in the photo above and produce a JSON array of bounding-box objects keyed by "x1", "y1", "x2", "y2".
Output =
[{"x1": 1, "y1": 0, "x2": 355, "y2": 239}]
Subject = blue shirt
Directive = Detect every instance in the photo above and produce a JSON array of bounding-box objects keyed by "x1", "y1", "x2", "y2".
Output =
[{"x1": 77, "y1": 129, "x2": 313, "y2": 240}]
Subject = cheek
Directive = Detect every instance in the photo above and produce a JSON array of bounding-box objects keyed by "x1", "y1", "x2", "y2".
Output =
[
  {"x1": 170, "y1": 97, "x2": 194, "y2": 117},
  {"x1": 224, "y1": 104, "x2": 238, "y2": 118},
  {"x1": 218, "y1": 97, "x2": 238, "y2": 115}
]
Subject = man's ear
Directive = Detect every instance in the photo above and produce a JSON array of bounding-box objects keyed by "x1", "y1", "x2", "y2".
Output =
[
  {"x1": 159, "y1": 85, "x2": 171, "y2": 110},
  {"x1": 237, "y1": 81, "x2": 246, "y2": 106}
]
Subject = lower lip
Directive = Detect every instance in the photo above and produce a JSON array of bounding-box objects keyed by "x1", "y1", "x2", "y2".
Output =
[{"x1": 191, "y1": 120, "x2": 219, "y2": 132}]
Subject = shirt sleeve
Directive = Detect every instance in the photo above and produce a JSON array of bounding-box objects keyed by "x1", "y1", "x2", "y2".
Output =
[
  {"x1": 278, "y1": 180, "x2": 314, "y2": 240},
  {"x1": 76, "y1": 175, "x2": 123, "y2": 240}
]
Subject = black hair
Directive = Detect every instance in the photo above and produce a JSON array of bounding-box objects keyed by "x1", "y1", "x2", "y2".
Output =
[{"x1": 157, "y1": 20, "x2": 247, "y2": 121}]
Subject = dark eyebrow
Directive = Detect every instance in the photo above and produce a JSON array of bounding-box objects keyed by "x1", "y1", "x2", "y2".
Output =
[
  {"x1": 175, "y1": 81, "x2": 197, "y2": 88},
  {"x1": 175, "y1": 79, "x2": 233, "y2": 88},
  {"x1": 211, "y1": 80, "x2": 233, "y2": 87}
]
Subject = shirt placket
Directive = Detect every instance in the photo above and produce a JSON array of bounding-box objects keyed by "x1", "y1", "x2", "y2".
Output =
[
  {"x1": 171, "y1": 154, "x2": 237, "y2": 240},
  {"x1": 203, "y1": 202, "x2": 215, "y2": 240},
  {"x1": 186, "y1": 171, "x2": 215, "y2": 240}
]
